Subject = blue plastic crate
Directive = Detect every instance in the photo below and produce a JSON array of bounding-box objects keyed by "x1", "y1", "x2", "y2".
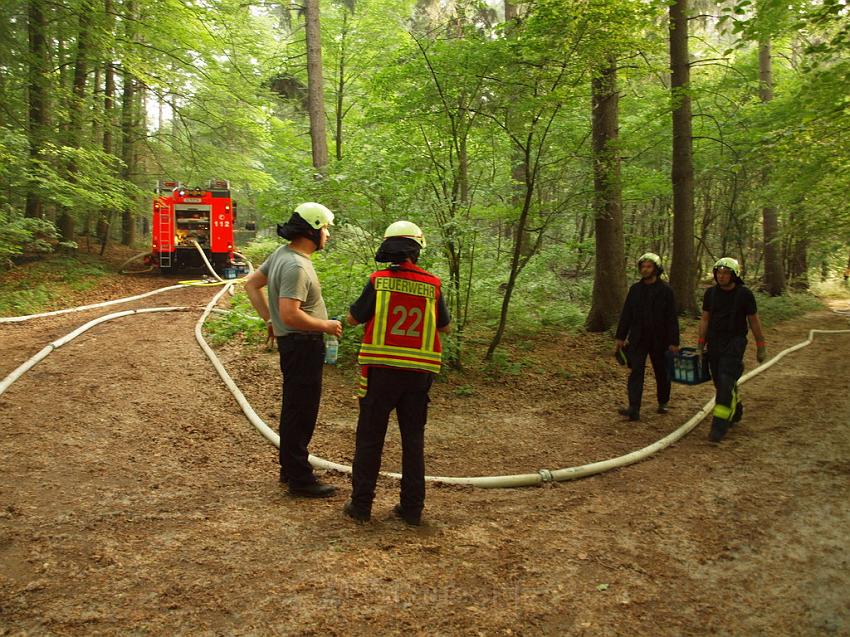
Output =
[{"x1": 666, "y1": 347, "x2": 711, "y2": 385}]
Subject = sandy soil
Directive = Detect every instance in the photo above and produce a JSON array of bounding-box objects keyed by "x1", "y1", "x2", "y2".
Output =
[{"x1": 1, "y1": 267, "x2": 849, "y2": 636}]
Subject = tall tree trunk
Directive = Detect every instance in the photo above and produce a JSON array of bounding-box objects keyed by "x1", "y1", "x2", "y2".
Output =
[
  {"x1": 99, "y1": 58, "x2": 115, "y2": 254},
  {"x1": 58, "y1": 0, "x2": 93, "y2": 242},
  {"x1": 26, "y1": 0, "x2": 49, "y2": 219},
  {"x1": 334, "y1": 9, "x2": 348, "y2": 161},
  {"x1": 120, "y1": 0, "x2": 136, "y2": 247},
  {"x1": 788, "y1": 207, "x2": 808, "y2": 289},
  {"x1": 120, "y1": 69, "x2": 135, "y2": 246},
  {"x1": 586, "y1": 56, "x2": 626, "y2": 332},
  {"x1": 504, "y1": 0, "x2": 531, "y2": 256},
  {"x1": 103, "y1": 63, "x2": 114, "y2": 157},
  {"x1": 759, "y1": 39, "x2": 786, "y2": 296},
  {"x1": 668, "y1": 0, "x2": 697, "y2": 315},
  {"x1": 91, "y1": 65, "x2": 101, "y2": 145},
  {"x1": 305, "y1": 0, "x2": 329, "y2": 172}
]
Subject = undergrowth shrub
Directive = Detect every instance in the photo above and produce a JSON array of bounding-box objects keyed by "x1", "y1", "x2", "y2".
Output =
[{"x1": 754, "y1": 291, "x2": 824, "y2": 327}]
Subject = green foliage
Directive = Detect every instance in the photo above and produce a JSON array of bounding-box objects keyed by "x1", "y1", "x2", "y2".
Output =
[
  {"x1": 311, "y1": 249, "x2": 374, "y2": 320},
  {"x1": 32, "y1": 145, "x2": 140, "y2": 213},
  {"x1": 0, "y1": 212, "x2": 61, "y2": 266},
  {"x1": 484, "y1": 350, "x2": 525, "y2": 377},
  {"x1": 811, "y1": 279, "x2": 850, "y2": 300},
  {"x1": 1, "y1": 0, "x2": 847, "y2": 358},
  {"x1": 239, "y1": 238, "x2": 284, "y2": 267},
  {"x1": 0, "y1": 255, "x2": 106, "y2": 315},
  {"x1": 453, "y1": 384, "x2": 475, "y2": 397},
  {"x1": 0, "y1": 212, "x2": 35, "y2": 264},
  {"x1": 203, "y1": 291, "x2": 267, "y2": 347},
  {"x1": 754, "y1": 291, "x2": 824, "y2": 327}
]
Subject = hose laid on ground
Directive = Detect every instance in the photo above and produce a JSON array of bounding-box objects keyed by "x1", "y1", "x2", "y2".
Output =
[
  {"x1": 0, "y1": 258, "x2": 252, "y2": 324},
  {"x1": 119, "y1": 252, "x2": 154, "y2": 274},
  {"x1": 190, "y1": 282, "x2": 850, "y2": 487},
  {"x1": 0, "y1": 284, "x2": 187, "y2": 324},
  {"x1": 0, "y1": 307, "x2": 189, "y2": 397},
  {"x1": 3, "y1": 285, "x2": 848, "y2": 487},
  {"x1": 192, "y1": 284, "x2": 280, "y2": 446}
]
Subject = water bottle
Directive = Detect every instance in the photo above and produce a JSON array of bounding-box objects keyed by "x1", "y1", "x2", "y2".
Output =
[{"x1": 324, "y1": 317, "x2": 339, "y2": 365}]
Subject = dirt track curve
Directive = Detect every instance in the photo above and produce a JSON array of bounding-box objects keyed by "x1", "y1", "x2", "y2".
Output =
[{"x1": 1, "y1": 282, "x2": 849, "y2": 636}]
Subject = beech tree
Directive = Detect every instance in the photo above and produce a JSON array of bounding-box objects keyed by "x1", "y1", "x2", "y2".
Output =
[
  {"x1": 305, "y1": 0, "x2": 329, "y2": 172},
  {"x1": 668, "y1": 0, "x2": 698, "y2": 315},
  {"x1": 585, "y1": 56, "x2": 626, "y2": 332}
]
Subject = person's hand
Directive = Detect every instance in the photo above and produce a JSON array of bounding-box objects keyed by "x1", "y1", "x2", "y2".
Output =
[
  {"x1": 265, "y1": 320, "x2": 275, "y2": 349},
  {"x1": 614, "y1": 339, "x2": 625, "y2": 355},
  {"x1": 756, "y1": 343, "x2": 767, "y2": 363},
  {"x1": 669, "y1": 344, "x2": 680, "y2": 353},
  {"x1": 697, "y1": 338, "x2": 706, "y2": 357},
  {"x1": 325, "y1": 319, "x2": 343, "y2": 338}
]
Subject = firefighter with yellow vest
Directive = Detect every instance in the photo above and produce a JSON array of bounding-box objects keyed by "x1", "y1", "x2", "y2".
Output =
[
  {"x1": 698, "y1": 257, "x2": 767, "y2": 442},
  {"x1": 342, "y1": 221, "x2": 451, "y2": 525}
]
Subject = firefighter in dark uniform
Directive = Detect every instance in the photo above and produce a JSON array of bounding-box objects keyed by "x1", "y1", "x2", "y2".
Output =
[
  {"x1": 615, "y1": 253, "x2": 680, "y2": 421},
  {"x1": 342, "y1": 221, "x2": 451, "y2": 525},
  {"x1": 698, "y1": 257, "x2": 767, "y2": 443}
]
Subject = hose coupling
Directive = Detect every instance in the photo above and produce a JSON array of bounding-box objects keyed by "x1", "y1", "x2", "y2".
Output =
[{"x1": 538, "y1": 468, "x2": 554, "y2": 482}]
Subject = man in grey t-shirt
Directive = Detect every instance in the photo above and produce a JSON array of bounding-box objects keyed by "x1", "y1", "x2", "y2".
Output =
[{"x1": 245, "y1": 202, "x2": 343, "y2": 498}]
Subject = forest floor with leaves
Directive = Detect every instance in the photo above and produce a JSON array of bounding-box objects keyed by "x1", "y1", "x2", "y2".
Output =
[{"x1": 1, "y1": 245, "x2": 849, "y2": 636}]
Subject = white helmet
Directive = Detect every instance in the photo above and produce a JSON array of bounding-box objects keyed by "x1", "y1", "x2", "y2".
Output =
[
  {"x1": 637, "y1": 252, "x2": 663, "y2": 275},
  {"x1": 294, "y1": 202, "x2": 334, "y2": 229},
  {"x1": 384, "y1": 220, "x2": 426, "y2": 248},
  {"x1": 713, "y1": 257, "x2": 743, "y2": 283}
]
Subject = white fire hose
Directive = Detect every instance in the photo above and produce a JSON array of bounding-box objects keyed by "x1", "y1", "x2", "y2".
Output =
[{"x1": 3, "y1": 284, "x2": 847, "y2": 488}]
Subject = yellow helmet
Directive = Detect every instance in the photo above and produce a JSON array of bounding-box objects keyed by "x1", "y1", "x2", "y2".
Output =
[
  {"x1": 384, "y1": 220, "x2": 426, "y2": 248},
  {"x1": 294, "y1": 202, "x2": 334, "y2": 229}
]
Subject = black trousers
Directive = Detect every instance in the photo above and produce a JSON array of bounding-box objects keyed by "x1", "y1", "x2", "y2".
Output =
[
  {"x1": 277, "y1": 336, "x2": 325, "y2": 486},
  {"x1": 626, "y1": 342, "x2": 671, "y2": 410},
  {"x1": 351, "y1": 367, "x2": 433, "y2": 515},
  {"x1": 707, "y1": 336, "x2": 746, "y2": 431}
]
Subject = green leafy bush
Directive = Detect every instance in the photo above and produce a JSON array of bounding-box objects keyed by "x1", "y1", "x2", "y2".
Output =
[
  {"x1": 0, "y1": 255, "x2": 106, "y2": 315},
  {"x1": 0, "y1": 212, "x2": 60, "y2": 266},
  {"x1": 755, "y1": 291, "x2": 824, "y2": 327},
  {"x1": 239, "y1": 237, "x2": 282, "y2": 267},
  {"x1": 0, "y1": 287, "x2": 52, "y2": 316},
  {"x1": 204, "y1": 290, "x2": 267, "y2": 346}
]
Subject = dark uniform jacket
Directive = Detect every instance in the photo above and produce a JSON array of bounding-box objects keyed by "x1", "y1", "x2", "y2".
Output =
[{"x1": 615, "y1": 279, "x2": 680, "y2": 350}]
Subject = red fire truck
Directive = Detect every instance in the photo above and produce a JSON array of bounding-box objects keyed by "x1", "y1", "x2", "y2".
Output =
[{"x1": 151, "y1": 179, "x2": 239, "y2": 274}]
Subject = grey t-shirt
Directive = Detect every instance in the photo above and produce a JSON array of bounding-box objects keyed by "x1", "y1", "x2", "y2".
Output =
[{"x1": 259, "y1": 245, "x2": 328, "y2": 336}]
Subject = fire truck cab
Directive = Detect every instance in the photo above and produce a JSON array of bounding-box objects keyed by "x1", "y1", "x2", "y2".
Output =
[{"x1": 152, "y1": 179, "x2": 238, "y2": 274}]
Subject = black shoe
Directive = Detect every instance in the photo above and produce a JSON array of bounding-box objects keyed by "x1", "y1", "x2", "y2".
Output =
[
  {"x1": 618, "y1": 407, "x2": 640, "y2": 422},
  {"x1": 288, "y1": 481, "x2": 337, "y2": 498},
  {"x1": 731, "y1": 403, "x2": 743, "y2": 424},
  {"x1": 657, "y1": 403, "x2": 669, "y2": 414},
  {"x1": 342, "y1": 500, "x2": 370, "y2": 522},
  {"x1": 393, "y1": 504, "x2": 422, "y2": 526},
  {"x1": 708, "y1": 422, "x2": 729, "y2": 443}
]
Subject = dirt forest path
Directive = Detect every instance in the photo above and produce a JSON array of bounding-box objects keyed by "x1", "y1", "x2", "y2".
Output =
[{"x1": 0, "y1": 282, "x2": 848, "y2": 636}]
